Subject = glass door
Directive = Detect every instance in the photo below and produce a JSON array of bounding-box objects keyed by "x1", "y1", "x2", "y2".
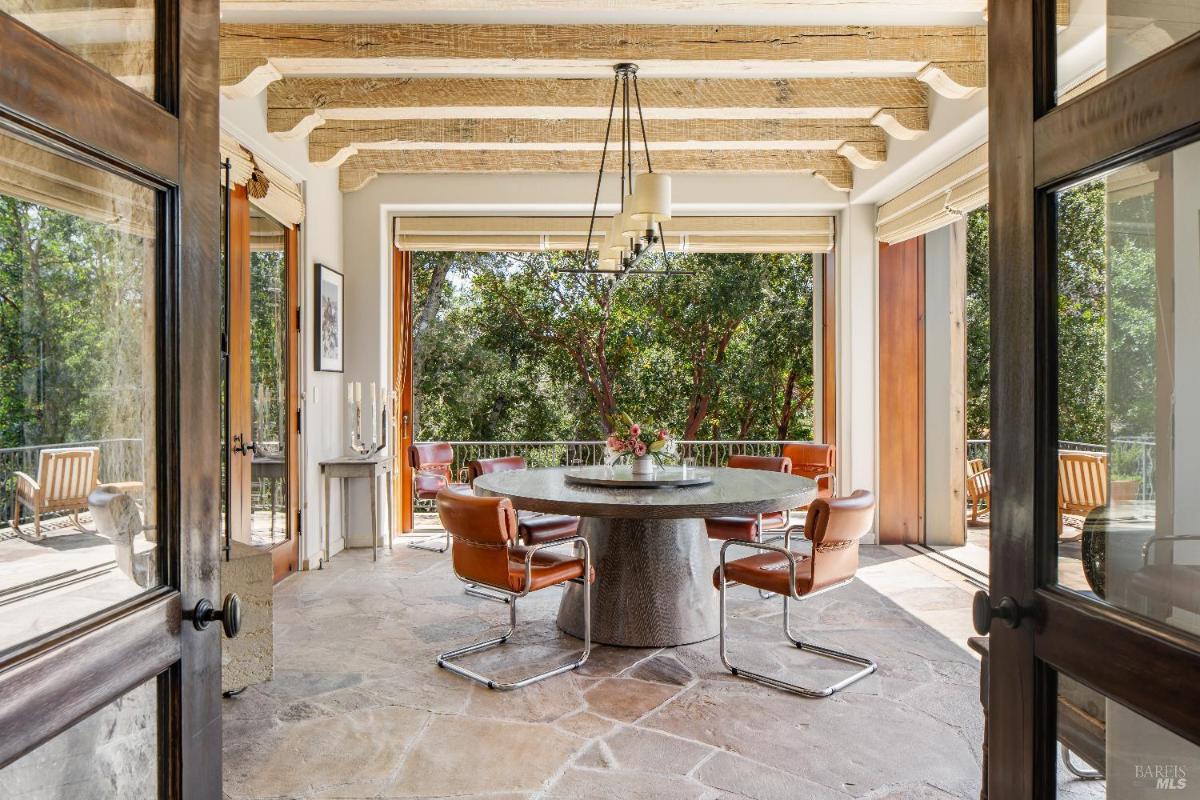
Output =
[
  {"x1": 0, "y1": 0, "x2": 223, "y2": 796},
  {"x1": 986, "y1": 2, "x2": 1200, "y2": 797},
  {"x1": 224, "y1": 193, "x2": 299, "y2": 581}
]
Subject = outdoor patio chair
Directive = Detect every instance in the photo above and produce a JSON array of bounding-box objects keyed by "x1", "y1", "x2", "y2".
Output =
[
  {"x1": 705, "y1": 454, "x2": 795, "y2": 543},
  {"x1": 11, "y1": 446, "x2": 101, "y2": 538},
  {"x1": 88, "y1": 485, "x2": 156, "y2": 588},
  {"x1": 714, "y1": 490, "x2": 878, "y2": 698},
  {"x1": 1058, "y1": 452, "x2": 1108, "y2": 534},
  {"x1": 966, "y1": 458, "x2": 992, "y2": 523},
  {"x1": 780, "y1": 442, "x2": 836, "y2": 500},
  {"x1": 435, "y1": 488, "x2": 593, "y2": 691},
  {"x1": 468, "y1": 456, "x2": 580, "y2": 546},
  {"x1": 406, "y1": 442, "x2": 471, "y2": 552}
]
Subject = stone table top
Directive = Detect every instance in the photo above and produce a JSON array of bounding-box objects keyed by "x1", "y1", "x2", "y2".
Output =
[{"x1": 473, "y1": 466, "x2": 816, "y2": 519}]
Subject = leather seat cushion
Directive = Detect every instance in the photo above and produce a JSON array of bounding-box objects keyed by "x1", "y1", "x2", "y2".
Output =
[
  {"x1": 518, "y1": 513, "x2": 579, "y2": 544},
  {"x1": 714, "y1": 550, "x2": 812, "y2": 596},
  {"x1": 507, "y1": 547, "x2": 594, "y2": 593},
  {"x1": 705, "y1": 511, "x2": 787, "y2": 541},
  {"x1": 418, "y1": 481, "x2": 470, "y2": 500}
]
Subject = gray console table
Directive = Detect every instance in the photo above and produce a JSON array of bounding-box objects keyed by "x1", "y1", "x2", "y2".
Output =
[{"x1": 320, "y1": 455, "x2": 394, "y2": 563}]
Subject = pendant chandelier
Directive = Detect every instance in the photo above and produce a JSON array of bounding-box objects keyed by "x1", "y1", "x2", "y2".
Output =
[{"x1": 568, "y1": 63, "x2": 677, "y2": 276}]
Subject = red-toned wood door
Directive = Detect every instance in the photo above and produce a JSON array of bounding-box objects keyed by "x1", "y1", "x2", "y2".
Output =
[
  {"x1": 878, "y1": 236, "x2": 925, "y2": 544},
  {"x1": 393, "y1": 247, "x2": 415, "y2": 533}
]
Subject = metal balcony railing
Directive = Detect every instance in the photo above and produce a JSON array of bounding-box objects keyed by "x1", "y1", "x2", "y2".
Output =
[{"x1": 966, "y1": 437, "x2": 1156, "y2": 501}]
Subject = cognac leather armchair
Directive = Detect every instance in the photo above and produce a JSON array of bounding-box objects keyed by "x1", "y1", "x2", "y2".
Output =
[
  {"x1": 468, "y1": 456, "x2": 580, "y2": 546},
  {"x1": 714, "y1": 490, "x2": 878, "y2": 697},
  {"x1": 705, "y1": 454, "x2": 793, "y2": 543},
  {"x1": 435, "y1": 488, "x2": 593, "y2": 690},
  {"x1": 780, "y1": 442, "x2": 836, "y2": 500},
  {"x1": 406, "y1": 443, "x2": 471, "y2": 552}
]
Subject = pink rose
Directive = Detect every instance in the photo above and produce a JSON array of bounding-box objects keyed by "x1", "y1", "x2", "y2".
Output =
[
  {"x1": 629, "y1": 424, "x2": 641, "y2": 437},
  {"x1": 607, "y1": 435, "x2": 622, "y2": 451},
  {"x1": 657, "y1": 429, "x2": 668, "y2": 440},
  {"x1": 634, "y1": 441, "x2": 647, "y2": 456}
]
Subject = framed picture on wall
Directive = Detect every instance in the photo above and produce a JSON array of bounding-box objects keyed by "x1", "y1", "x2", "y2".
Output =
[{"x1": 315, "y1": 263, "x2": 344, "y2": 372}]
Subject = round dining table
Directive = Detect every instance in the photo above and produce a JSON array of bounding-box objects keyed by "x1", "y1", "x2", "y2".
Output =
[{"x1": 472, "y1": 465, "x2": 816, "y2": 647}]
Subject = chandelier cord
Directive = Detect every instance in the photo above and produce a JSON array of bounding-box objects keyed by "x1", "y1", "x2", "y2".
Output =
[
  {"x1": 632, "y1": 73, "x2": 654, "y2": 174},
  {"x1": 584, "y1": 74, "x2": 621, "y2": 269}
]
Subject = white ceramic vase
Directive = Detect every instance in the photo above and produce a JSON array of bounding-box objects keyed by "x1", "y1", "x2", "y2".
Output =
[{"x1": 631, "y1": 455, "x2": 657, "y2": 475}]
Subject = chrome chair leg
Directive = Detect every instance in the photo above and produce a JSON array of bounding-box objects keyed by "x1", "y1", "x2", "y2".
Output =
[
  {"x1": 407, "y1": 528, "x2": 450, "y2": 553},
  {"x1": 465, "y1": 583, "x2": 512, "y2": 604},
  {"x1": 718, "y1": 559, "x2": 876, "y2": 698},
  {"x1": 1061, "y1": 744, "x2": 1104, "y2": 780},
  {"x1": 438, "y1": 543, "x2": 591, "y2": 691}
]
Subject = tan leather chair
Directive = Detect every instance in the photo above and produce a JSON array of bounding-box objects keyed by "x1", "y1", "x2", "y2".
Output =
[
  {"x1": 714, "y1": 490, "x2": 878, "y2": 697},
  {"x1": 705, "y1": 455, "x2": 793, "y2": 542},
  {"x1": 435, "y1": 488, "x2": 593, "y2": 690},
  {"x1": 468, "y1": 456, "x2": 580, "y2": 546},
  {"x1": 407, "y1": 442, "x2": 471, "y2": 552},
  {"x1": 780, "y1": 442, "x2": 836, "y2": 500}
]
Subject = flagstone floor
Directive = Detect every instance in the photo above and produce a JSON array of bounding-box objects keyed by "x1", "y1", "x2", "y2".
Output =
[{"x1": 220, "y1": 525, "x2": 1101, "y2": 799}]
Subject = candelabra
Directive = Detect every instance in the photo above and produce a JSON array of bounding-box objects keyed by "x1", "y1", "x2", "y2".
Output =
[{"x1": 347, "y1": 381, "x2": 388, "y2": 458}]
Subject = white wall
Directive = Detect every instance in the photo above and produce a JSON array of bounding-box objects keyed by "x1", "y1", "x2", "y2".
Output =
[
  {"x1": 834, "y1": 203, "x2": 880, "y2": 540},
  {"x1": 220, "y1": 93, "x2": 345, "y2": 566}
]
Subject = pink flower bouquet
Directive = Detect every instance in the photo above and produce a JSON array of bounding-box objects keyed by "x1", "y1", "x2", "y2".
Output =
[{"x1": 605, "y1": 412, "x2": 675, "y2": 465}]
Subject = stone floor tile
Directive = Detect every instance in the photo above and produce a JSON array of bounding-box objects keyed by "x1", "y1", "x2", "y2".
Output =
[
  {"x1": 383, "y1": 716, "x2": 581, "y2": 797},
  {"x1": 583, "y1": 677, "x2": 681, "y2": 722},
  {"x1": 541, "y1": 767, "x2": 714, "y2": 800},
  {"x1": 601, "y1": 725, "x2": 713, "y2": 774},
  {"x1": 694, "y1": 750, "x2": 853, "y2": 800}
]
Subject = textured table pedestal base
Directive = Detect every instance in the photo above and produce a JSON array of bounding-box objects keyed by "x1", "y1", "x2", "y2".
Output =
[{"x1": 557, "y1": 516, "x2": 718, "y2": 647}]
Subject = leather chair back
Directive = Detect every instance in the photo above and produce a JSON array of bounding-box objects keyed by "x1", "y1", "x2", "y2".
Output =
[
  {"x1": 727, "y1": 454, "x2": 792, "y2": 473},
  {"x1": 437, "y1": 488, "x2": 519, "y2": 589},
  {"x1": 781, "y1": 442, "x2": 835, "y2": 497},
  {"x1": 468, "y1": 455, "x2": 527, "y2": 484},
  {"x1": 410, "y1": 443, "x2": 455, "y2": 497},
  {"x1": 801, "y1": 490, "x2": 875, "y2": 593}
]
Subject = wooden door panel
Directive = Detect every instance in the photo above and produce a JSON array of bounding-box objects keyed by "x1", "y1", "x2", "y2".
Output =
[{"x1": 878, "y1": 237, "x2": 925, "y2": 545}]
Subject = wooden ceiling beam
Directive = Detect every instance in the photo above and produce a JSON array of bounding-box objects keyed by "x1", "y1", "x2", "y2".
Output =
[
  {"x1": 308, "y1": 118, "x2": 888, "y2": 168},
  {"x1": 221, "y1": 0, "x2": 986, "y2": 11},
  {"x1": 267, "y1": 76, "x2": 929, "y2": 140},
  {"x1": 220, "y1": 23, "x2": 985, "y2": 98},
  {"x1": 339, "y1": 148, "x2": 855, "y2": 192}
]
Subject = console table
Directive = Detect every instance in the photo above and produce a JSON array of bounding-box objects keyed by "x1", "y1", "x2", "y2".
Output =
[{"x1": 319, "y1": 455, "x2": 394, "y2": 563}]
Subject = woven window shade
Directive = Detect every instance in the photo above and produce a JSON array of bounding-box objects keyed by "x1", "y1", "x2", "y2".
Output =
[
  {"x1": 0, "y1": 133, "x2": 155, "y2": 238},
  {"x1": 219, "y1": 131, "x2": 304, "y2": 227},
  {"x1": 876, "y1": 144, "x2": 988, "y2": 245},
  {"x1": 393, "y1": 216, "x2": 834, "y2": 254}
]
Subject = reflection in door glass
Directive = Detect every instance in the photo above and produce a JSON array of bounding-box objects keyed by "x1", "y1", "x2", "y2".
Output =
[
  {"x1": 1056, "y1": 0, "x2": 1200, "y2": 102},
  {"x1": 1056, "y1": 672, "x2": 1199, "y2": 797},
  {"x1": 246, "y1": 207, "x2": 289, "y2": 548},
  {"x1": 1055, "y1": 140, "x2": 1200, "y2": 641},
  {"x1": 0, "y1": 130, "x2": 158, "y2": 655},
  {"x1": 0, "y1": 0, "x2": 157, "y2": 98},
  {"x1": 0, "y1": 675, "x2": 159, "y2": 798}
]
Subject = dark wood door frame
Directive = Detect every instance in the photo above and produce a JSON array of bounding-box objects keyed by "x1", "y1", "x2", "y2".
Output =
[
  {"x1": 0, "y1": 1, "x2": 221, "y2": 794},
  {"x1": 989, "y1": 4, "x2": 1200, "y2": 796},
  {"x1": 878, "y1": 236, "x2": 926, "y2": 545}
]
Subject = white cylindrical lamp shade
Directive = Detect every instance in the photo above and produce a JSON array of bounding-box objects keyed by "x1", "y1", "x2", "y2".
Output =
[{"x1": 630, "y1": 173, "x2": 672, "y2": 224}]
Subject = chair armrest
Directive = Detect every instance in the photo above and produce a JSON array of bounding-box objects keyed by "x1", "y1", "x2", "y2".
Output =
[
  {"x1": 813, "y1": 471, "x2": 837, "y2": 496},
  {"x1": 718, "y1": 538, "x2": 801, "y2": 598},
  {"x1": 1142, "y1": 535, "x2": 1200, "y2": 565},
  {"x1": 13, "y1": 471, "x2": 39, "y2": 498},
  {"x1": 518, "y1": 536, "x2": 590, "y2": 598}
]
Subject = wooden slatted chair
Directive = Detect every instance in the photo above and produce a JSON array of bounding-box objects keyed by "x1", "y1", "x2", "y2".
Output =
[
  {"x1": 12, "y1": 447, "x2": 101, "y2": 538},
  {"x1": 966, "y1": 458, "x2": 992, "y2": 523},
  {"x1": 1058, "y1": 453, "x2": 1108, "y2": 535}
]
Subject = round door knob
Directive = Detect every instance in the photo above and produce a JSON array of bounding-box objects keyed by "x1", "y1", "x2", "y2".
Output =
[
  {"x1": 192, "y1": 594, "x2": 242, "y2": 638},
  {"x1": 972, "y1": 590, "x2": 1024, "y2": 635}
]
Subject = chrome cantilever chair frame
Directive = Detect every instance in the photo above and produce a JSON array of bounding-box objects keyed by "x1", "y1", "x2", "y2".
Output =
[
  {"x1": 438, "y1": 537, "x2": 591, "y2": 691},
  {"x1": 717, "y1": 527, "x2": 876, "y2": 698}
]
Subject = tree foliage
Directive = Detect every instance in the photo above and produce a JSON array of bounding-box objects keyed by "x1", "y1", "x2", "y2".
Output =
[{"x1": 412, "y1": 250, "x2": 815, "y2": 442}]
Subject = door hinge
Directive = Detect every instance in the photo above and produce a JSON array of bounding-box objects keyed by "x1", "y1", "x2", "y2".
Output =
[
  {"x1": 296, "y1": 408, "x2": 302, "y2": 434},
  {"x1": 296, "y1": 306, "x2": 302, "y2": 331}
]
